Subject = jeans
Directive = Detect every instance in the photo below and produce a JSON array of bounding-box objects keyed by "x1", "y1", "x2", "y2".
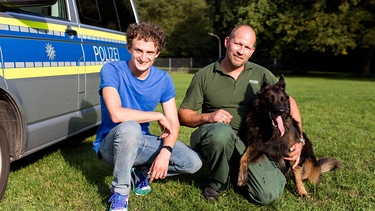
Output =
[
  {"x1": 99, "y1": 120, "x2": 202, "y2": 195},
  {"x1": 191, "y1": 123, "x2": 286, "y2": 204}
]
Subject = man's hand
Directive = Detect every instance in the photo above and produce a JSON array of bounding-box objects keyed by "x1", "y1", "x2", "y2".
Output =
[
  {"x1": 208, "y1": 109, "x2": 233, "y2": 124},
  {"x1": 157, "y1": 117, "x2": 173, "y2": 139},
  {"x1": 147, "y1": 148, "x2": 171, "y2": 183},
  {"x1": 284, "y1": 141, "x2": 303, "y2": 168}
]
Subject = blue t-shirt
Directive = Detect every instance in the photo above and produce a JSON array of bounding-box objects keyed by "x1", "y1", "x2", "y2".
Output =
[{"x1": 93, "y1": 61, "x2": 176, "y2": 153}]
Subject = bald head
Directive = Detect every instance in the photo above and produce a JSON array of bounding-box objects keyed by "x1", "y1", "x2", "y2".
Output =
[
  {"x1": 229, "y1": 24, "x2": 256, "y2": 46},
  {"x1": 222, "y1": 24, "x2": 257, "y2": 70}
]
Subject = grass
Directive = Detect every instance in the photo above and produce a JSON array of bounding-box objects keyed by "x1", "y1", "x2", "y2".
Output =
[{"x1": 1, "y1": 73, "x2": 375, "y2": 210}]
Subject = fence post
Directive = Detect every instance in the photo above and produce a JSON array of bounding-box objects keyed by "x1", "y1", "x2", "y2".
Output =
[{"x1": 169, "y1": 58, "x2": 171, "y2": 73}]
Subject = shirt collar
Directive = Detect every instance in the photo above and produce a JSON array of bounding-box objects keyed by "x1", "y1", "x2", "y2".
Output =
[{"x1": 213, "y1": 58, "x2": 253, "y2": 73}]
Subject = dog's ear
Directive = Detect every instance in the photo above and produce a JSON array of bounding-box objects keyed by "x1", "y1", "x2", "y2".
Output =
[
  {"x1": 261, "y1": 74, "x2": 270, "y2": 90},
  {"x1": 275, "y1": 74, "x2": 286, "y2": 89}
]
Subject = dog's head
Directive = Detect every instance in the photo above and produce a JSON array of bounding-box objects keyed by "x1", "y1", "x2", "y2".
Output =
[{"x1": 254, "y1": 74, "x2": 290, "y2": 136}]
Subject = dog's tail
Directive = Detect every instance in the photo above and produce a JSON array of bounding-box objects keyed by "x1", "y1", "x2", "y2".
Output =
[{"x1": 318, "y1": 158, "x2": 341, "y2": 173}]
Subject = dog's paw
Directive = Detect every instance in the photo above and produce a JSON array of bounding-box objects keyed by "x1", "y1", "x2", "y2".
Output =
[{"x1": 299, "y1": 192, "x2": 311, "y2": 199}]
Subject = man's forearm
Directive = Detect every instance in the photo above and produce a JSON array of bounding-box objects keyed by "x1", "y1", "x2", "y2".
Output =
[{"x1": 178, "y1": 108, "x2": 209, "y2": 128}]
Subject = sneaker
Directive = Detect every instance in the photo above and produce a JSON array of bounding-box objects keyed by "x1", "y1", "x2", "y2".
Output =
[
  {"x1": 203, "y1": 186, "x2": 221, "y2": 201},
  {"x1": 108, "y1": 192, "x2": 128, "y2": 211},
  {"x1": 131, "y1": 167, "x2": 152, "y2": 196}
]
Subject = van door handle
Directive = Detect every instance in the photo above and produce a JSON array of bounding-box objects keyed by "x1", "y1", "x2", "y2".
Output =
[{"x1": 65, "y1": 26, "x2": 77, "y2": 36}]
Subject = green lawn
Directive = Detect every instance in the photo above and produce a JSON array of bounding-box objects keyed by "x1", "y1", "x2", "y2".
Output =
[{"x1": 1, "y1": 73, "x2": 374, "y2": 210}]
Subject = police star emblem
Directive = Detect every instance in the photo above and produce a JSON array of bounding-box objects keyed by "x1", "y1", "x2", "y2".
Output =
[{"x1": 45, "y1": 43, "x2": 56, "y2": 60}]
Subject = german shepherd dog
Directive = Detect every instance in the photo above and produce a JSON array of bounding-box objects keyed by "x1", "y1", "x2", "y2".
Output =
[{"x1": 237, "y1": 74, "x2": 341, "y2": 198}]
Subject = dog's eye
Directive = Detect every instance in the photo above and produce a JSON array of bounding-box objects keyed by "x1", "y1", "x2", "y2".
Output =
[{"x1": 270, "y1": 95, "x2": 275, "y2": 102}]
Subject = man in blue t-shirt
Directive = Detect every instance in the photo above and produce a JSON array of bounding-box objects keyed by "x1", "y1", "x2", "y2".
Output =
[{"x1": 93, "y1": 22, "x2": 202, "y2": 211}]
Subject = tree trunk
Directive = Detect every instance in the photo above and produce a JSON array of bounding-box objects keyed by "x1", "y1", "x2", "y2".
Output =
[{"x1": 363, "y1": 46, "x2": 374, "y2": 76}]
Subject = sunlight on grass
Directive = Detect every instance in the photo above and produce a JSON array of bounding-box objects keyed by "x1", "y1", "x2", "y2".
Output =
[{"x1": 1, "y1": 73, "x2": 374, "y2": 210}]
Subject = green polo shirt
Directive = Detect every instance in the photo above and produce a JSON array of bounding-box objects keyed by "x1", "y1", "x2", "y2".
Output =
[{"x1": 180, "y1": 60, "x2": 276, "y2": 131}]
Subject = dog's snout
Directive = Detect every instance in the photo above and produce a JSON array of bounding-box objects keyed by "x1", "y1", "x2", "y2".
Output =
[{"x1": 275, "y1": 106, "x2": 285, "y2": 115}]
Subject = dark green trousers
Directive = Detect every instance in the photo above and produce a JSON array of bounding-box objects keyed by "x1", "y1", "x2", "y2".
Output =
[{"x1": 191, "y1": 123, "x2": 286, "y2": 204}]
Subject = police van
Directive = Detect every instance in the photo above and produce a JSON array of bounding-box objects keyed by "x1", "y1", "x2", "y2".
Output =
[{"x1": 0, "y1": 0, "x2": 139, "y2": 199}]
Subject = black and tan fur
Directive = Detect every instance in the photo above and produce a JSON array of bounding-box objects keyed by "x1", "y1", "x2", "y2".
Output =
[{"x1": 237, "y1": 74, "x2": 341, "y2": 198}]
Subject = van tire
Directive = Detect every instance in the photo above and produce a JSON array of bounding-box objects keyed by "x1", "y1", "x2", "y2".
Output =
[{"x1": 0, "y1": 127, "x2": 10, "y2": 200}]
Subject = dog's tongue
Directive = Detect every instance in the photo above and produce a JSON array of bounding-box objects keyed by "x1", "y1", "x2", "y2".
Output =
[{"x1": 275, "y1": 116, "x2": 285, "y2": 137}]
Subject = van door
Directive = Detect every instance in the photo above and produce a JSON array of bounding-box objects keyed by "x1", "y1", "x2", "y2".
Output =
[
  {"x1": 73, "y1": 0, "x2": 138, "y2": 131},
  {"x1": 0, "y1": 0, "x2": 84, "y2": 151}
]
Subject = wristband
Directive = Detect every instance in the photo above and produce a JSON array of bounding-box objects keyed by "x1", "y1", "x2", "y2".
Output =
[{"x1": 161, "y1": 146, "x2": 173, "y2": 153}]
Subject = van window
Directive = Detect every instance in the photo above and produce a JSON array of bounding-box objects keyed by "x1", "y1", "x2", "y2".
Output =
[
  {"x1": 77, "y1": 0, "x2": 135, "y2": 32},
  {"x1": 19, "y1": 0, "x2": 67, "y2": 19}
]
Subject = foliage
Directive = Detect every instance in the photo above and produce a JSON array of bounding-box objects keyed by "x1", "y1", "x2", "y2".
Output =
[
  {"x1": 274, "y1": 0, "x2": 374, "y2": 54},
  {"x1": 235, "y1": 0, "x2": 282, "y2": 58},
  {"x1": 273, "y1": 0, "x2": 375, "y2": 74},
  {"x1": 134, "y1": 0, "x2": 374, "y2": 74},
  {"x1": 206, "y1": 0, "x2": 282, "y2": 58},
  {"x1": 134, "y1": 0, "x2": 214, "y2": 57},
  {"x1": 221, "y1": 0, "x2": 374, "y2": 74}
]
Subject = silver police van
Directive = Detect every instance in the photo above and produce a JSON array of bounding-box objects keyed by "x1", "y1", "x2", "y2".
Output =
[{"x1": 0, "y1": 0, "x2": 139, "y2": 199}]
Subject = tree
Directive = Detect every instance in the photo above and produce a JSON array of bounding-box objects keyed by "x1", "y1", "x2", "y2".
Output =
[
  {"x1": 134, "y1": 0, "x2": 213, "y2": 57},
  {"x1": 134, "y1": 0, "x2": 374, "y2": 74},
  {"x1": 210, "y1": 0, "x2": 374, "y2": 74},
  {"x1": 208, "y1": 0, "x2": 296, "y2": 67},
  {"x1": 273, "y1": 0, "x2": 374, "y2": 75}
]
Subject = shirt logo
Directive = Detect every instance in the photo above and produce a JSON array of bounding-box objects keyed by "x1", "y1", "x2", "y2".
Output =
[{"x1": 249, "y1": 80, "x2": 258, "y2": 84}]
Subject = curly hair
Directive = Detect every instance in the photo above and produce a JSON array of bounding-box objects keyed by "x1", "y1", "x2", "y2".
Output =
[{"x1": 126, "y1": 22, "x2": 166, "y2": 53}]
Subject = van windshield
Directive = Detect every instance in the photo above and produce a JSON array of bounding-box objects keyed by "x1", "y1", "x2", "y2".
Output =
[{"x1": 19, "y1": 0, "x2": 67, "y2": 19}]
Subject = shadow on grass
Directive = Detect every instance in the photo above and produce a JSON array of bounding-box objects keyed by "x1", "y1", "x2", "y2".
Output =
[
  {"x1": 56, "y1": 129, "x2": 209, "y2": 204},
  {"x1": 9, "y1": 127, "x2": 292, "y2": 207},
  {"x1": 10, "y1": 128, "x2": 113, "y2": 204},
  {"x1": 57, "y1": 128, "x2": 114, "y2": 203}
]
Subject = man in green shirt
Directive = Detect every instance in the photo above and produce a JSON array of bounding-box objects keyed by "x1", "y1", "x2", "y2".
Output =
[{"x1": 178, "y1": 24, "x2": 303, "y2": 204}]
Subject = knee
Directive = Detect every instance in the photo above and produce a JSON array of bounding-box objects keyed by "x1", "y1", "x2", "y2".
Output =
[
  {"x1": 114, "y1": 121, "x2": 142, "y2": 146},
  {"x1": 116, "y1": 121, "x2": 141, "y2": 136},
  {"x1": 245, "y1": 174, "x2": 286, "y2": 205},
  {"x1": 173, "y1": 142, "x2": 203, "y2": 174},
  {"x1": 204, "y1": 123, "x2": 236, "y2": 150},
  {"x1": 186, "y1": 153, "x2": 203, "y2": 174},
  {"x1": 249, "y1": 188, "x2": 284, "y2": 205},
  {"x1": 244, "y1": 159, "x2": 286, "y2": 205}
]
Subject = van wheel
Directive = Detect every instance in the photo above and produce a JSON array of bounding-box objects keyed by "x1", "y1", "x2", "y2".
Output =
[{"x1": 0, "y1": 128, "x2": 9, "y2": 200}]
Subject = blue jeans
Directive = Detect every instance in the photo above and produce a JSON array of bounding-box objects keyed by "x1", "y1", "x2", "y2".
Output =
[{"x1": 99, "y1": 120, "x2": 202, "y2": 195}]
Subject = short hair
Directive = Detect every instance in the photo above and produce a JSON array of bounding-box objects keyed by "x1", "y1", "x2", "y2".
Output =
[
  {"x1": 229, "y1": 24, "x2": 256, "y2": 45},
  {"x1": 126, "y1": 22, "x2": 166, "y2": 53}
]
